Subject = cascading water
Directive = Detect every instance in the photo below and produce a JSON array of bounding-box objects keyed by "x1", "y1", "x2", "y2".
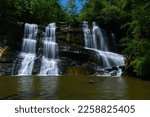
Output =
[
  {"x1": 39, "y1": 23, "x2": 59, "y2": 76},
  {"x1": 82, "y1": 21, "x2": 125, "y2": 77},
  {"x1": 82, "y1": 22, "x2": 93, "y2": 48},
  {"x1": 92, "y1": 22, "x2": 109, "y2": 51},
  {"x1": 18, "y1": 23, "x2": 38, "y2": 75}
]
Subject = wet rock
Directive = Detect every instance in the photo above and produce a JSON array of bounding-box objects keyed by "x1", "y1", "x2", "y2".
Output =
[
  {"x1": 94, "y1": 69, "x2": 110, "y2": 76},
  {"x1": 89, "y1": 80, "x2": 94, "y2": 84},
  {"x1": 119, "y1": 66, "x2": 125, "y2": 72},
  {"x1": 110, "y1": 70, "x2": 117, "y2": 76},
  {"x1": 96, "y1": 69, "x2": 105, "y2": 75},
  {"x1": 112, "y1": 66, "x2": 118, "y2": 71},
  {"x1": 0, "y1": 62, "x2": 13, "y2": 75}
]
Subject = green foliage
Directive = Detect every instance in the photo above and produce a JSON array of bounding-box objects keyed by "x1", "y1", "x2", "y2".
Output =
[
  {"x1": 142, "y1": 51, "x2": 150, "y2": 78},
  {"x1": 66, "y1": 0, "x2": 78, "y2": 15},
  {"x1": 0, "y1": 0, "x2": 66, "y2": 24},
  {"x1": 131, "y1": 57, "x2": 144, "y2": 76},
  {"x1": 127, "y1": 1, "x2": 150, "y2": 38},
  {"x1": 63, "y1": 0, "x2": 79, "y2": 25},
  {"x1": 78, "y1": 0, "x2": 104, "y2": 22},
  {"x1": 14, "y1": 0, "x2": 65, "y2": 23},
  {"x1": 119, "y1": 0, "x2": 150, "y2": 78},
  {"x1": 79, "y1": 0, "x2": 128, "y2": 23},
  {"x1": 120, "y1": 38, "x2": 146, "y2": 56},
  {"x1": 100, "y1": 4, "x2": 125, "y2": 22},
  {"x1": 120, "y1": 37, "x2": 150, "y2": 78}
]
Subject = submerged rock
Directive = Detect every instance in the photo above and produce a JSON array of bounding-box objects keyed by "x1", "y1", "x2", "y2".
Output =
[{"x1": 89, "y1": 80, "x2": 94, "y2": 84}]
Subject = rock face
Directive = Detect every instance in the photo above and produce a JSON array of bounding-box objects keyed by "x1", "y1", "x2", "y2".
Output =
[
  {"x1": 59, "y1": 45, "x2": 98, "y2": 75},
  {"x1": 56, "y1": 22, "x2": 84, "y2": 46},
  {"x1": 56, "y1": 22, "x2": 96, "y2": 75},
  {"x1": 0, "y1": 48, "x2": 19, "y2": 75},
  {"x1": 0, "y1": 19, "x2": 23, "y2": 75},
  {"x1": 0, "y1": 62, "x2": 12, "y2": 75}
]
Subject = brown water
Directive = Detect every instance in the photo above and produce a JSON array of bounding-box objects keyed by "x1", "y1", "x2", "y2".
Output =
[{"x1": 0, "y1": 75, "x2": 150, "y2": 100}]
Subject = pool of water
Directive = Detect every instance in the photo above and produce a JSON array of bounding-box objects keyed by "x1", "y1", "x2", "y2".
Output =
[{"x1": 0, "y1": 75, "x2": 150, "y2": 100}]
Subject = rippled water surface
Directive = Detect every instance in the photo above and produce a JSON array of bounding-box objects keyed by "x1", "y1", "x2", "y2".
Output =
[{"x1": 0, "y1": 76, "x2": 150, "y2": 100}]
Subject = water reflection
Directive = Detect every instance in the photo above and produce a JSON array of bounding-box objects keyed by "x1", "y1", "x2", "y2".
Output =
[
  {"x1": 18, "y1": 76, "x2": 33, "y2": 92},
  {"x1": 17, "y1": 76, "x2": 58, "y2": 99},
  {"x1": 39, "y1": 77, "x2": 58, "y2": 99},
  {"x1": 0, "y1": 76, "x2": 150, "y2": 100},
  {"x1": 97, "y1": 77, "x2": 128, "y2": 99},
  {"x1": 17, "y1": 76, "x2": 33, "y2": 99}
]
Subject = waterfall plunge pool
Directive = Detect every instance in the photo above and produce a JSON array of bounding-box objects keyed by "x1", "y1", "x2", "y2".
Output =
[{"x1": 0, "y1": 75, "x2": 150, "y2": 100}]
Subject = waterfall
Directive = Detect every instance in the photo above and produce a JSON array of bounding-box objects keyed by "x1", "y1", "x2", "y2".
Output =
[
  {"x1": 39, "y1": 23, "x2": 59, "y2": 76},
  {"x1": 92, "y1": 22, "x2": 109, "y2": 51},
  {"x1": 82, "y1": 21, "x2": 93, "y2": 48},
  {"x1": 82, "y1": 21, "x2": 125, "y2": 77},
  {"x1": 18, "y1": 23, "x2": 38, "y2": 75}
]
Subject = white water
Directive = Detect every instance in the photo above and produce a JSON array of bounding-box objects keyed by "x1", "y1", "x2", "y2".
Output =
[
  {"x1": 83, "y1": 21, "x2": 125, "y2": 77},
  {"x1": 18, "y1": 23, "x2": 38, "y2": 75},
  {"x1": 92, "y1": 22, "x2": 109, "y2": 51},
  {"x1": 39, "y1": 23, "x2": 59, "y2": 76}
]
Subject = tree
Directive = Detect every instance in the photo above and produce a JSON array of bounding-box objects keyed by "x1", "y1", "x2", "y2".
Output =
[
  {"x1": 14, "y1": 0, "x2": 65, "y2": 23},
  {"x1": 64, "y1": 0, "x2": 78, "y2": 24},
  {"x1": 120, "y1": 0, "x2": 150, "y2": 78}
]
